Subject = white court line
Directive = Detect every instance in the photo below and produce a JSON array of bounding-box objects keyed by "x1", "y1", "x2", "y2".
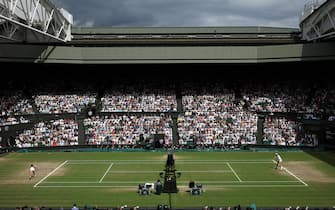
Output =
[
  {"x1": 99, "y1": 163, "x2": 114, "y2": 183},
  {"x1": 108, "y1": 170, "x2": 163, "y2": 173},
  {"x1": 283, "y1": 167, "x2": 308, "y2": 186},
  {"x1": 44, "y1": 181, "x2": 231, "y2": 184},
  {"x1": 35, "y1": 184, "x2": 307, "y2": 188},
  {"x1": 171, "y1": 170, "x2": 232, "y2": 173},
  {"x1": 107, "y1": 162, "x2": 272, "y2": 165},
  {"x1": 45, "y1": 181, "x2": 100, "y2": 183},
  {"x1": 36, "y1": 185, "x2": 136, "y2": 188},
  {"x1": 227, "y1": 163, "x2": 242, "y2": 182},
  {"x1": 272, "y1": 160, "x2": 308, "y2": 186},
  {"x1": 181, "y1": 180, "x2": 300, "y2": 183},
  {"x1": 106, "y1": 170, "x2": 232, "y2": 173},
  {"x1": 37, "y1": 159, "x2": 307, "y2": 188},
  {"x1": 71, "y1": 162, "x2": 164, "y2": 165},
  {"x1": 195, "y1": 185, "x2": 308, "y2": 188},
  {"x1": 177, "y1": 162, "x2": 273, "y2": 164},
  {"x1": 68, "y1": 163, "x2": 113, "y2": 165},
  {"x1": 44, "y1": 181, "x2": 147, "y2": 183},
  {"x1": 34, "y1": 160, "x2": 68, "y2": 188},
  {"x1": 67, "y1": 159, "x2": 272, "y2": 162},
  {"x1": 67, "y1": 160, "x2": 272, "y2": 164},
  {"x1": 44, "y1": 180, "x2": 300, "y2": 184},
  {"x1": 67, "y1": 160, "x2": 163, "y2": 163}
]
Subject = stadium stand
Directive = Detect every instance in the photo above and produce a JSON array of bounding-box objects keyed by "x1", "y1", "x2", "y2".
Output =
[{"x1": 1, "y1": 62, "x2": 334, "y2": 150}]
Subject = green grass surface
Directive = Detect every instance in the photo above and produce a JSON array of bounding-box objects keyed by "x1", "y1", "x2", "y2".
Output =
[{"x1": 0, "y1": 151, "x2": 334, "y2": 208}]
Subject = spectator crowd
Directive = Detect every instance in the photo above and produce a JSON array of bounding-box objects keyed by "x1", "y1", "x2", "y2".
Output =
[
  {"x1": 15, "y1": 119, "x2": 78, "y2": 147},
  {"x1": 2, "y1": 81, "x2": 333, "y2": 148}
]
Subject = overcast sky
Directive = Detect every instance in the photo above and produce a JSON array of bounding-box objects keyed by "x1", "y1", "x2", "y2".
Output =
[{"x1": 53, "y1": 0, "x2": 311, "y2": 28}]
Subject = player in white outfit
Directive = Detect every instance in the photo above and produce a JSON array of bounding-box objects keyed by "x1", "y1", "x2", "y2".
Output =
[
  {"x1": 274, "y1": 153, "x2": 283, "y2": 170},
  {"x1": 29, "y1": 164, "x2": 37, "y2": 179}
]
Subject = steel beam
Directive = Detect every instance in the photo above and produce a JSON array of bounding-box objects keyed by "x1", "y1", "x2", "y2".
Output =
[
  {"x1": 300, "y1": 0, "x2": 335, "y2": 41},
  {"x1": 0, "y1": 0, "x2": 72, "y2": 43}
]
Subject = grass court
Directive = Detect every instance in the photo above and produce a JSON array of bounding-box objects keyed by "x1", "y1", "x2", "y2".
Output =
[{"x1": 0, "y1": 151, "x2": 334, "y2": 208}]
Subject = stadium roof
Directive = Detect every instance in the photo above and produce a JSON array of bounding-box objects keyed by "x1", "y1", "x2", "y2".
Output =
[
  {"x1": 72, "y1": 26, "x2": 300, "y2": 35},
  {"x1": 70, "y1": 26, "x2": 301, "y2": 46},
  {"x1": 1, "y1": 26, "x2": 335, "y2": 64}
]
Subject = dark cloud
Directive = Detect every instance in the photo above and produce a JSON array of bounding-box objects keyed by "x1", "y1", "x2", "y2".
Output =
[{"x1": 52, "y1": 0, "x2": 310, "y2": 27}]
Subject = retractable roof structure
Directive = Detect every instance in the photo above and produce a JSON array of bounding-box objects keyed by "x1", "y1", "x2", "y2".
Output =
[
  {"x1": 300, "y1": 0, "x2": 335, "y2": 41},
  {"x1": 0, "y1": 0, "x2": 72, "y2": 43}
]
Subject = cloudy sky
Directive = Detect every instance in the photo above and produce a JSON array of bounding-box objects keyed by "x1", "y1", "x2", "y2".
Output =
[{"x1": 53, "y1": 0, "x2": 311, "y2": 28}]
